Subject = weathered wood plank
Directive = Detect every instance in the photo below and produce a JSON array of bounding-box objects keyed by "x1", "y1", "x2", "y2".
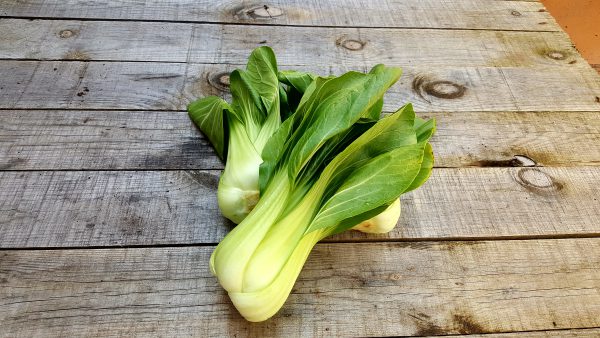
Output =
[
  {"x1": 1, "y1": 168, "x2": 599, "y2": 247},
  {"x1": 1, "y1": 239, "x2": 598, "y2": 336},
  {"x1": 0, "y1": 19, "x2": 578, "y2": 66},
  {"x1": 1, "y1": 61, "x2": 599, "y2": 112},
  {"x1": 465, "y1": 329, "x2": 600, "y2": 338},
  {"x1": 2, "y1": 110, "x2": 600, "y2": 171},
  {"x1": 0, "y1": 110, "x2": 223, "y2": 170},
  {"x1": 0, "y1": 0, "x2": 558, "y2": 31}
]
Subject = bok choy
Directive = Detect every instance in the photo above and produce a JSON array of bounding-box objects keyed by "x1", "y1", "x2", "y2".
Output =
[
  {"x1": 188, "y1": 47, "x2": 404, "y2": 233},
  {"x1": 205, "y1": 62, "x2": 434, "y2": 321}
]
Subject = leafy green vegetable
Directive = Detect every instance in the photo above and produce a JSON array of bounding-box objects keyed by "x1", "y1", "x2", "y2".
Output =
[
  {"x1": 188, "y1": 48, "x2": 399, "y2": 230},
  {"x1": 208, "y1": 63, "x2": 435, "y2": 321},
  {"x1": 188, "y1": 47, "x2": 435, "y2": 322}
]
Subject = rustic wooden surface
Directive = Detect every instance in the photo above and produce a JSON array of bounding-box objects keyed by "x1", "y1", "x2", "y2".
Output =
[
  {"x1": 1, "y1": 240, "x2": 599, "y2": 337},
  {"x1": 1, "y1": 0, "x2": 599, "y2": 337}
]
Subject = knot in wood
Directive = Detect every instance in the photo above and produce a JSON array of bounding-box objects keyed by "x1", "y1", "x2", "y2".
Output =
[
  {"x1": 513, "y1": 155, "x2": 536, "y2": 167},
  {"x1": 240, "y1": 5, "x2": 284, "y2": 20},
  {"x1": 59, "y1": 29, "x2": 76, "y2": 39},
  {"x1": 546, "y1": 51, "x2": 567, "y2": 60},
  {"x1": 511, "y1": 10, "x2": 522, "y2": 17},
  {"x1": 338, "y1": 38, "x2": 366, "y2": 51},
  {"x1": 423, "y1": 80, "x2": 466, "y2": 99},
  {"x1": 207, "y1": 71, "x2": 230, "y2": 91},
  {"x1": 514, "y1": 168, "x2": 563, "y2": 196}
]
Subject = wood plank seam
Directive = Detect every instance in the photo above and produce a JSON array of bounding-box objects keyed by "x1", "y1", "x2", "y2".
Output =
[{"x1": 0, "y1": 15, "x2": 562, "y2": 33}]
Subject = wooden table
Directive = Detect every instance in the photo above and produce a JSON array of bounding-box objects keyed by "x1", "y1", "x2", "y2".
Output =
[{"x1": 1, "y1": 1, "x2": 599, "y2": 336}]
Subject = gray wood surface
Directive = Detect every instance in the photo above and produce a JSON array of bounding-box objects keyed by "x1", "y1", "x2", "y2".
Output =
[
  {"x1": 1, "y1": 167, "x2": 599, "y2": 248},
  {"x1": 1, "y1": 239, "x2": 598, "y2": 337},
  {"x1": 2, "y1": 61, "x2": 599, "y2": 112},
  {"x1": 0, "y1": 0, "x2": 557, "y2": 31},
  {"x1": 0, "y1": 19, "x2": 577, "y2": 65},
  {"x1": 2, "y1": 110, "x2": 600, "y2": 171},
  {"x1": 1, "y1": 0, "x2": 600, "y2": 335}
]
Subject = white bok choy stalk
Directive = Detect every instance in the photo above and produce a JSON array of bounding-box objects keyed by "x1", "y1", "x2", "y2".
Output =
[
  {"x1": 187, "y1": 47, "x2": 282, "y2": 223},
  {"x1": 188, "y1": 47, "x2": 404, "y2": 233},
  {"x1": 209, "y1": 65, "x2": 435, "y2": 321}
]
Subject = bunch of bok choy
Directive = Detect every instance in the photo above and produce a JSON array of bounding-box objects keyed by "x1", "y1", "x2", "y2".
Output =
[
  {"x1": 188, "y1": 47, "x2": 435, "y2": 322},
  {"x1": 188, "y1": 47, "x2": 402, "y2": 232}
]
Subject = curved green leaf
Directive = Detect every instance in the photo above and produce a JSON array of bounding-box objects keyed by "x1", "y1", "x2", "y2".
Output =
[
  {"x1": 308, "y1": 142, "x2": 426, "y2": 233},
  {"x1": 187, "y1": 96, "x2": 231, "y2": 160}
]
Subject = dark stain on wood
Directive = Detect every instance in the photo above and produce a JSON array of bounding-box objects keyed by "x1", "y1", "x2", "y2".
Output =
[
  {"x1": 442, "y1": 241, "x2": 483, "y2": 253},
  {"x1": 414, "y1": 321, "x2": 445, "y2": 336},
  {"x1": 77, "y1": 87, "x2": 89, "y2": 97},
  {"x1": 184, "y1": 171, "x2": 219, "y2": 190},
  {"x1": 0, "y1": 158, "x2": 27, "y2": 170},
  {"x1": 128, "y1": 195, "x2": 142, "y2": 203},
  {"x1": 140, "y1": 136, "x2": 221, "y2": 169},
  {"x1": 121, "y1": 214, "x2": 144, "y2": 236},
  {"x1": 453, "y1": 314, "x2": 486, "y2": 334},
  {"x1": 400, "y1": 242, "x2": 434, "y2": 250},
  {"x1": 131, "y1": 74, "x2": 183, "y2": 81},
  {"x1": 473, "y1": 158, "x2": 522, "y2": 167},
  {"x1": 471, "y1": 154, "x2": 536, "y2": 167}
]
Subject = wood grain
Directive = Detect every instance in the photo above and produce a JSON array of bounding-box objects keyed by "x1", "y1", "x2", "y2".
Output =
[
  {"x1": 0, "y1": 19, "x2": 578, "y2": 66},
  {"x1": 1, "y1": 239, "x2": 598, "y2": 336},
  {"x1": 465, "y1": 329, "x2": 600, "y2": 338},
  {"x1": 1, "y1": 167, "x2": 599, "y2": 248},
  {"x1": 0, "y1": 0, "x2": 557, "y2": 31},
  {"x1": 0, "y1": 110, "x2": 223, "y2": 170},
  {"x1": 1, "y1": 61, "x2": 599, "y2": 112},
  {"x1": 2, "y1": 110, "x2": 600, "y2": 171}
]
